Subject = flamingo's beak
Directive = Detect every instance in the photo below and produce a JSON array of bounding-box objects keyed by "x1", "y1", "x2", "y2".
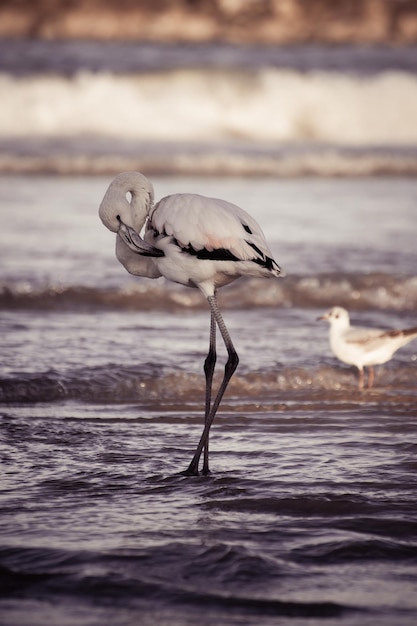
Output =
[{"x1": 118, "y1": 220, "x2": 164, "y2": 258}]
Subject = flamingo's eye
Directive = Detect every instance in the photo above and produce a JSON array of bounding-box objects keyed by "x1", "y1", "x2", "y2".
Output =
[{"x1": 116, "y1": 215, "x2": 121, "y2": 222}]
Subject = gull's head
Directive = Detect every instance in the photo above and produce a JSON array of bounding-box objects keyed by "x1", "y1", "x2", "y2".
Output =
[
  {"x1": 99, "y1": 171, "x2": 154, "y2": 234},
  {"x1": 317, "y1": 306, "x2": 350, "y2": 329}
]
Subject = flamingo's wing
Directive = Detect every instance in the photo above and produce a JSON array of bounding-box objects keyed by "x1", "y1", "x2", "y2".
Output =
[{"x1": 150, "y1": 193, "x2": 278, "y2": 270}]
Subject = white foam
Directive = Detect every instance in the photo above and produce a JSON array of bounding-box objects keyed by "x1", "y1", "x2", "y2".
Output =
[{"x1": 3, "y1": 68, "x2": 417, "y2": 144}]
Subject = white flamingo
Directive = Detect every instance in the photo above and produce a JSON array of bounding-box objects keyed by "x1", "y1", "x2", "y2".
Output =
[
  {"x1": 99, "y1": 171, "x2": 283, "y2": 475},
  {"x1": 319, "y1": 306, "x2": 417, "y2": 389}
]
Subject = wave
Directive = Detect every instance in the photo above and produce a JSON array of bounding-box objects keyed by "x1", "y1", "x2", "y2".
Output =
[
  {"x1": 1, "y1": 361, "x2": 416, "y2": 406},
  {"x1": 2, "y1": 68, "x2": 417, "y2": 147},
  {"x1": 0, "y1": 544, "x2": 354, "y2": 619},
  {"x1": 2, "y1": 41, "x2": 417, "y2": 77},
  {"x1": 293, "y1": 538, "x2": 417, "y2": 562},
  {"x1": 2, "y1": 273, "x2": 417, "y2": 312},
  {"x1": 1, "y1": 537, "x2": 416, "y2": 608},
  {"x1": 2, "y1": 138, "x2": 417, "y2": 176}
]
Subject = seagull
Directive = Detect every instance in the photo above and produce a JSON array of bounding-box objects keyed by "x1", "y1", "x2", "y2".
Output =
[
  {"x1": 99, "y1": 171, "x2": 283, "y2": 475},
  {"x1": 318, "y1": 306, "x2": 417, "y2": 389}
]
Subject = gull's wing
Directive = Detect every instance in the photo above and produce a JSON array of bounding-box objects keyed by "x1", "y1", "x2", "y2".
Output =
[{"x1": 345, "y1": 326, "x2": 417, "y2": 353}]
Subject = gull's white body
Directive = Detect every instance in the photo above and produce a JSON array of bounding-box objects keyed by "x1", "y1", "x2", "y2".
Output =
[
  {"x1": 319, "y1": 306, "x2": 417, "y2": 389},
  {"x1": 99, "y1": 171, "x2": 282, "y2": 474}
]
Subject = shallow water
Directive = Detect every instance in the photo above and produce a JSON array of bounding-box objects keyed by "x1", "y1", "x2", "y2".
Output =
[{"x1": 1, "y1": 174, "x2": 417, "y2": 625}]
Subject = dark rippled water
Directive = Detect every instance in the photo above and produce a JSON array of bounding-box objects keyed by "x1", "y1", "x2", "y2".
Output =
[{"x1": 1, "y1": 174, "x2": 417, "y2": 625}]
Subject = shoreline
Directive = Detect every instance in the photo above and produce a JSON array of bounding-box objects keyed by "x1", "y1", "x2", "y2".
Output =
[{"x1": 1, "y1": 0, "x2": 417, "y2": 44}]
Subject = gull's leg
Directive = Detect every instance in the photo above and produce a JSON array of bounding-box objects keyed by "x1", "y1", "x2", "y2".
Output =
[
  {"x1": 368, "y1": 366, "x2": 375, "y2": 389},
  {"x1": 202, "y1": 310, "x2": 217, "y2": 474},
  {"x1": 358, "y1": 367, "x2": 364, "y2": 390},
  {"x1": 184, "y1": 294, "x2": 239, "y2": 476}
]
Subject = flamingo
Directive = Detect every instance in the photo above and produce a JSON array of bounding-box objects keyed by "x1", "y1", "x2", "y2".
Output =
[
  {"x1": 318, "y1": 306, "x2": 417, "y2": 389},
  {"x1": 99, "y1": 171, "x2": 283, "y2": 475}
]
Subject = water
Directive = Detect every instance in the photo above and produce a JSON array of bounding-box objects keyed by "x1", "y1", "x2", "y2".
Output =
[
  {"x1": 1, "y1": 40, "x2": 417, "y2": 626},
  {"x1": 1, "y1": 173, "x2": 417, "y2": 626},
  {"x1": 2, "y1": 40, "x2": 417, "y2": 175}
]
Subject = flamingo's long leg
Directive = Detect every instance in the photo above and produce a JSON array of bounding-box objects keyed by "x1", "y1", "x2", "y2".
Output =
[
  {"x1": 184, "y1": 294, "x2": 239, "y2": 475},
  {"x1": 202, "y1": 309, "x2": 216, "y2": 474}
]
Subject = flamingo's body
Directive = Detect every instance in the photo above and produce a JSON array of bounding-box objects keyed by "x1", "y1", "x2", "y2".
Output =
[
  {"x1": 319, "y1": 306, "x2": 417, "y2": 389},
  {"x1": 99, "y1": 172, "x2": 282, "y2": 474}
]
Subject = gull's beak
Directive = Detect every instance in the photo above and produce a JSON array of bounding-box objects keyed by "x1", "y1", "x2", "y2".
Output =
[
  {"x1": 118, "y1": 221, "x2": 164, "y2": 258},
  {"x1": 317, "y1": 313, "x2": 328, "y2": 321}
]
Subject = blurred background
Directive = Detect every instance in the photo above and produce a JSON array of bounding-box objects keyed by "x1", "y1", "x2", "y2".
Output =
[{"x1": 1, "y1": 0, "x2": 417, "y2": 175}]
